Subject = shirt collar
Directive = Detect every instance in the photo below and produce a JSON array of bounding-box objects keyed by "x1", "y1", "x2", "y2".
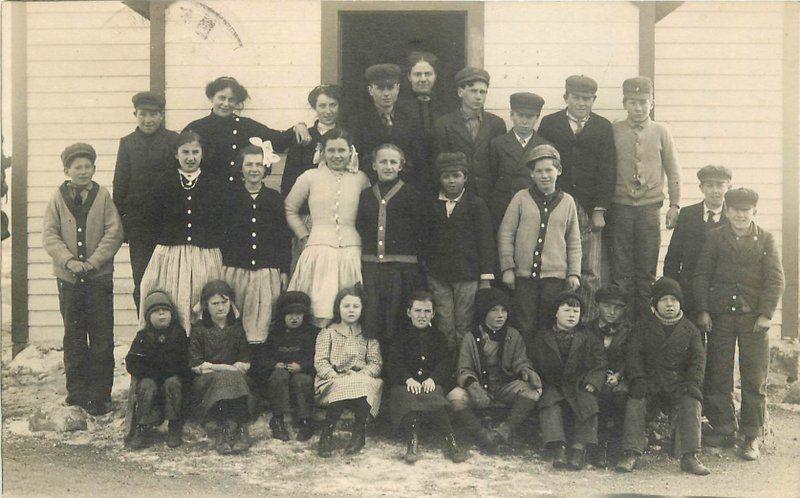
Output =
[
  {"x1": 179, "y1": 169, "x2": 201, "y2": 182},
  {"x1": 626, "y1": 116, "x2": 651, "y2": 129},
  {"x1": 514, "y1": 130, "x2": 534, "y2": 143},
  {"x1": 374, "y1": 104, "x2": 395, "y2": 118},
  {"x1": 703, "y1": 202, "x2": 724, "y2": 216},
  {"x1": 566, "y1": 110, "x2": 589, "y2": 125},
  {"x1": 438, "y1": 188, "x2": 466, "y2": 203},
  {"x1": 461, "y1": 105, "x2": 482, "y2": 121}
]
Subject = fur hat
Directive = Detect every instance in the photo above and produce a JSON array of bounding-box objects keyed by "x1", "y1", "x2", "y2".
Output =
[
  {"x1": 275, "y1": 291, "x2": 311, "y2": 317},
  {"x1": 595, "y1": 284, "x2": 628, "y2": 306},
  {"x1": 474, "y1": 287, "x2": 510, "y2": 324},
  {"x1": 651, "y1": 277, "x2": 683, "y2": 307},
  {"x1": 143, "y1": 290, "x2": 174, "y2": 320}
]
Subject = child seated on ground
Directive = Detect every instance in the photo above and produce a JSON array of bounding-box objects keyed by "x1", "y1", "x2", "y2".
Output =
[
  {"x1": 387, "y1": 290, "x2": 468, "y2": 464},
  {"x1": 531, "y1": 291, "x2": 606, "y2": 470},
  {"x1": 124, "y1": 290, "x2": 189, "y2": 450},
  {"x1": 189, "y1": 280, "x2": 252, "y2": 455},
  {"x1": 250, "y1": 291, "x2": 319, "y2": 442},
  {"x1": 617, "y1": 277, "x2": 709, "y2": 475},
  {"x1": 447, "y1": 287, "x2": 541, "y2": 455}
]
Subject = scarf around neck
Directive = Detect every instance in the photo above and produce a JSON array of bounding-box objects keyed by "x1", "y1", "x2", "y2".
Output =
[{"x1": 654, "y1": 309, "x2": 684, "y2": 326}]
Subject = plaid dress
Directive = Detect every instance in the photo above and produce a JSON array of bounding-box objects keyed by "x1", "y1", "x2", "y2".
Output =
[{"x1": 314, "y1": 322, "x2": 383, "y2": 417}]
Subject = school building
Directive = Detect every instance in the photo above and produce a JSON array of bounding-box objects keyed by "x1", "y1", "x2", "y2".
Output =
[{"x1": 7, "y1": 1, "x2": 800, "y2": 349}]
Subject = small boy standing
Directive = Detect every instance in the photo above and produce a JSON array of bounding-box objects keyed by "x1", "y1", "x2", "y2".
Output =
[
  {"x1": 619, "y1": 277, "x2": 709, "y2": 475},
  {"x1": 423, "y1": 152, "x2": 496, "y2": 349},
  {"x1": 664, "y1": 165, "x2": 731, "y2": 320},
  {"x1": 694, "y1": 188, "x2": 784, "y2": 460},
  {"x1": 42, "y1": 143, "x2": 124, "y2": 415},
  {"x1": 531, "y1": 292, "x2": 607, "y2": 470},
  {"x1": 498, "y1": 144, "x2": 581, "y2": 342},
  {"x1": 124, "y1": 290, "x2": 189, "y2": 450},
  {"x1": 487, "y1": 92, "x2": 549, "y2": 228},
  {"x1": 587, "y1": 284, "x2": 632, "y2": 467},
  {"x1": 113, "y1": 92, "x2": 179, "y2": 313},
  {"x1": 610, "y1": 77, "x2": 681, "y2": 319},
  {"x1": 433, "y1": 67, "x2": 507, "y2": 201}
]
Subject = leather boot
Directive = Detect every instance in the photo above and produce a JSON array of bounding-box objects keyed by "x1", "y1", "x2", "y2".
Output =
[
  {"x1": 270, "y1": 415, "x2": 291, "y2": 441},
  {"x1": 166, "y1": 420, "x2": 183, "y2": 448},
  {"x1": 215, "y1": 421, "x2": 232, "y2": 455},
  {"x1": 127, "y1": 425, "x2": 151, "y2": 451},
  {"x1": 232, "y1": 423, "x2": 251, "y2": 453},
  {"x1": 296, "y1": 418, "x2": 315, "y2": 442},
  {"x1": 452, "y1": 409, "x2": 498, "y2": 454},
  {"x1": 403, "y1": 415, "x2": 421, "y2": 464},
  {"x1": 680, "y1": 452, "x2": 711, "y2": 475},
  {"x1": 567, "y1": 446, "x2": 587, "y2": 470},
  {"x1": 317, "y1": 422, "x2": 335, "y2": 458},
  {"x1": 615, "y1": 451, "x2": 638, "y2": 473},
  {"x1": 443, "y1": 433, "x2": 470, "y2": 463},
  {"x1": 552, "y1": 443, "x2": 568, "y2": 469},
  {"x1": 345, "y1": 421, "x2": 367, "y2": 454},
  {"x1": 742, "y1": 437, "x2": 760, "y2": 461}
]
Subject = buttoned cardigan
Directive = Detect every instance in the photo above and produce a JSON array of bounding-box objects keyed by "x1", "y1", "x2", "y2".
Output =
[
  {"x1": 150, "y1": 170, "x2": 224, "y2": 249},
  {"x1": 355, "y1": 179, "x2": 425, "y2": 263}
]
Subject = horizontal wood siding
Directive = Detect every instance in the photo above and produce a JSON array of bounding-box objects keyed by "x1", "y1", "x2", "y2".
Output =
[
  {"x1": 26, "y1": 1, "x2": 150, "y2": 343},
  {"x1": 656, "y1": 2, "x2": 786, "y2": 330}
]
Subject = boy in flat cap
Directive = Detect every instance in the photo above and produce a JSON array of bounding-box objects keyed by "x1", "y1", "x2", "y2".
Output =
[
  {"x1": 498, "y1": 144, "x2": 581, "y2": 344},
  {"x1": 433, "y1": 67, "x2": 507, "y2": 202},
  {"x1": 43, "y1": 143, "x2": 124, "y2": 415},
  {"x1": 487, "y1": 92, "x2": 550, "y2": 228},
  {"x1": 113, "y1": 91, "x2": 179, "y2": 313},
  {"x1": 538, "y1": 75, "x2": 616, "y2": 318},
  {"x1": 694, "y1": 188, "x2": 784, "y2": 460},
  {"x1": 610, "y1": 76, "x2": 681, "y2": 320},
  {"x1": 619, "y1": 277, "x2": 710, "y2": 475},
  {"x1": 422, "y1": 152, "x2": 496, "y2": 350},
  {"x1": 664, "y1": 165, "x2": 732, "y2": 321},
  {"x1": 351, "y1": 64, "x2": 423, "y2": 187}
]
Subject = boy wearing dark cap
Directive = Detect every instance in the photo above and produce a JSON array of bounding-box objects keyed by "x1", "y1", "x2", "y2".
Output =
[
  {"x1": 498, "y1": 144, "x2": 581, "y2": 343},
  {"x1": 619, "y1": 277, "x2": 709, "y2": 475},
  {"x1": 694, "y1": 188, "x2": 784, "y2": 460},
  {"x1": 588, "y1": 284, "x2": 632, "y2": 467},
  {"x1": 43, "y1": 143, "x2": 124, "y2": 415},
  {"x1": 487, "y1": 92, "x2": 550, "y2": 227},
  {"x1": 423, "y1": 152, "x2": 496, "y2": 350},
  {"x1": 351, "y1": 63, "x2": 423, "y2": 186},
  {"x1": 610, "y1": 76, "x2": 681, "y2": 320},
  {"x1": 433, "y1": 67, "x2": 507, "y2": 201},
  {"x1": 113, "y1": 91, "x2": 179, "y2": 313},
  {"x1": 447, "y1": 287, "x2": 542, "y2": 454},
  {"x1": 664, "y1": 165, "x2": 732, "y2": 320},
  {"x1": 530, "y1": 291, "x2": 606, "y2": 470},
  {"x1": 538, "y1": 75, "x2": 617, "y2": 318}
]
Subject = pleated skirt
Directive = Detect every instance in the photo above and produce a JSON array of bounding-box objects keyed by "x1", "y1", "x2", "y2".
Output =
[
  {"x1": 222, "y1": 266, "x2": 282, "y2": 344},
  {"x1": 288, "y1": 245, "x2": 362, "y2": 320}
]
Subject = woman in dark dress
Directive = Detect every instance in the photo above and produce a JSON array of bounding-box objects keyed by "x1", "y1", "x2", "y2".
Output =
[{"x1": 183, "y1": 76, "x2": 310, "y2": 183}]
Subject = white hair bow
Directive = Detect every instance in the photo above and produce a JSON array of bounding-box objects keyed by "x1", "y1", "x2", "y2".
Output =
[{"x1": 249, "y1": 137, "x2": 281, "y2": 171}]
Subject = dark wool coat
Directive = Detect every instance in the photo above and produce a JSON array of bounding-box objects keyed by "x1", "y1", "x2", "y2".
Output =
[
  {"x1": 355, "y1": 180, "x2": 426, "y2": 259},
  {"x1": 397, "y1": 93, "x2": 449, "y2": 190},
  {"x1": 663, "y1": 202, "x2": 728, "y2": 314},
  {"x1": 387, "y1": 322, "x2": 453, "y2": 387},
  {"x1": 221, "y1": 183, "x2": 292, "y2": 273},
  {"x1": 693, "y1": 223, "x2": 785, "y2": 319},
  {"x1": 530, "y1": 326, "x2": 607, "y2": 421},
  {"x1": 487, "y1": 130, "x2": 551, "y2": 226},
  {"x1": 183, "y1": 112, "x2": 294, "y2": 182},
  {"x1": 125, "y1": 323, "x2": 190, "y2": 383},
  {"x1": 626, "y1": 314, "x2": 705, "y2": 401},
  {"x1": 455, "y1": 325, "x2": 532, "y2": 389},
  {"x1": 280, "y1": 121, "x2": 325, "y2": 203},
  {"x1": 537, "y1": 109, "x2": 616, "y2": 213},
  {"x1": 587, "y1": 318, "x2": 631, "y2": 377},
  {"x1": 422, "y1": 190, "x2": 496, "y2": 283},
  {"x1": 433, "y1": 110, "x2": 507, "y2": 201},
  {"x1": 113, "y1": 127, "x2": 180, "y2": 235},
  {"x1": 249, "y1": 322, "x2": 319, "y2": 383},
  {"x1": 150, "y1": 170, "x2": 224, "y2": 248}
]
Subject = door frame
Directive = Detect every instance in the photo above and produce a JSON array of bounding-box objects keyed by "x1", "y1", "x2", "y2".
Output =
[{"x1": 321, "y1": 1, "x2": 484, "y2": 84}]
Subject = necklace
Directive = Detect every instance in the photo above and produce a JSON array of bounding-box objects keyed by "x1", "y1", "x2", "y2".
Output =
[{"x1": 179, "y1": 170, "x2": 200, "y2": 190}]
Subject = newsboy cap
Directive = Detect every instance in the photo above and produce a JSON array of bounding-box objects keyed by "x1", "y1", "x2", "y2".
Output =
[
  {"x1": 725, "y1": 187, "x2": 759, "y2": 209},
  {"x1": 365, "y1": 64, "x2": 402, "y2": 85},
  {"x1": 435, "y1": 152, "x2": 469, "y2": 175},
  {"x1": 455, "y1": 67, "x2": 490, "y2": 87},
  {"x1": 61, "y1": 142, "x2": 97, "y2": 168},
  {"x1": 524, "y1": 144, "x2": 561, "y2": 170},
  {"x1": 132, "y1": 91, "x2": 166, "y2": 110},
  {"x1": 696, "y1": 164, "x2": 732, "y2": 183},
  {"x1": 510, "y1": 92, "x2": 545, "y2": 113},
  {"x1": 565, "y1": 75, "x2": 598, "y2": 96},
  {"x1": 622, "y1": 76, "x2": 654, "y2": 97}
]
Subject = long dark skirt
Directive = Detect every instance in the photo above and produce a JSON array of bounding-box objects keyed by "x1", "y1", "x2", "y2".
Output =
[
  {"x1": 389, "y1": 384, "x2": 449, "y2": 430},
  {"x1": 192, "y1": 370, "x2": 251, "y2": 420},
  {"x1": 362, "y1": 261, "x2": 427, "y2": 347}
]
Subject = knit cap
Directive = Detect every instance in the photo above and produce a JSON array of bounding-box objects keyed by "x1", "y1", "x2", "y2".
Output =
[
  {"x1": 276, "y1": 291, "x2": 311, "y2": 316},
  {"x1": 144, "y1": 290, "x2": 174, "y2": 320},
  {"x1": 650, "y1": 277, "x2": 683, "y2": 307},
  {"x1": 474, "y1": 287, "x2": 511, "y2": 324}
]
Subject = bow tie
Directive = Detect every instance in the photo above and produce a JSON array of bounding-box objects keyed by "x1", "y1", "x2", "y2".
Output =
[
  {"x1": 416, "y1": 94, "x2": 431, "y2": 102},
  {"x1": 599, "y1": 323, "x2": 617, "y2": 336}
]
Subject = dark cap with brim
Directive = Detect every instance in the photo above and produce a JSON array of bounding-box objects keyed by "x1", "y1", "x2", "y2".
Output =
[
  {"x1": 132, "y1": 91, "x2": 166, "y2": 110},
  {"x1": 61, "y1": 142, "x2": 97, "y2": 169},
  {"x1": 510, "y1": 92, "x2": 545, "y2": 113},
  {"x1": 365, "y1": 64, "x2": 402, "y2": 86},
  {"x1": 725, "y1": 187, "x2": 759, "y2": 209}
]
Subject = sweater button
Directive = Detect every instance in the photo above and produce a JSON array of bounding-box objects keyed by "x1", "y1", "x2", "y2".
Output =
[
  {"x1": 233, "y1": 129, "x2": 238, "y2": 135},
  {"x1": 232, "y1": 144, "x2": 237, "y2": 149},
  {"x1": 540, "y1": 223, "x2": 545, "y2": 228},
  {"x1": 187, "y1": 223, "x2": 192, "y2": 228},
  {"x1": 534, "y1": 251, "x2": 539, "y2": 256},
  {"x1": 187, "y1": 196, "x2": 192, "y2": 201},
  {"x1": 378, "y1": 254, "x2": 384, "y2": 259},
  {"x1": 187, "y1": 209, "x2": 192, "y2": 215},
  {"x1": 253, "y1": 204, "x2": 257, "y2": 209},
  {"x1": 77, "y1": 227, "x2": 82, "y2": 232},
  {"x1": 186, "y1": 236, "x2": 192, "y2": 242},
  {"x1": 252, "y1": 232, "x2": 257, "y2": 237},
  {"x1": 79, "y1": 254, "x2": 85, "y2": 260},
  {"x1": 252, "y1": 218, "x2": 257, "y2": 223},
  {"x1": 230, "y1": 161, "x2": 235, "y2": 166},
  {"x1": 532, "y1": 272, "x2": 537, "y2": 277},
  {"x1": 229, "y1": 176, "x2": 234, "y2": 182},
  {"x1": 77, "y1": 241, "x2": 83, "y2": 247},
  {"x1": 252, "y1": 244, "x2": 257, "y2": 250},
  {"x1": 538, "y1": 238, "x2": 543, "y2": 243},
  {"x1": 421, "y1": 355, "x2": 425, "y2": 360},
  {"x1": 251, "y1": 260, "x2": 256, "y2": 266},
  {"x1": 379, "y1": 226, "x2": 384, "y2": 231}
]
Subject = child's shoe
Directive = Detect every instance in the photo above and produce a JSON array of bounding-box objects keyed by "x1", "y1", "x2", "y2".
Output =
[
  {"x1": 742, "y1": 437, "x2": 760, "y2": 461},
  {"x1": 567, "y1": 447, "x2": 587, "y2": 470},
  {"x1": 615, "y1": 451, "x2": 638, "y2": 473},
  {"x1": 166, "y1": 420, "x2": 183, "y2": 448},
  {"x1": 127, "y1": 425, "x2": 151, "y2": 451},
  {"x1": 215, "y1": 422, "x2": 233, "y2": 455},
  {"x1": 270, "y1": 415, "x2": 291, "y2": 441},
  {"x1": 475, "y1": 428, "x2": 501, "y2": 455},
  {"x1": 403, "y1": 420, "x2": 420, "y2": 464},
  {"x1": 680, "y1": 452, "x2": 711, "y2": 475},
  {"x1": 552, "y1": 443, "x2": 568, "y2": 469},
  {"x1": 296, "y1": 418, "x2": 315, "y2": 442},
  {"x1": 317, "y1": 422, "x2": 335, "y2": 458},
  {"x1": 232, "y1": 423, "x2": 251, "y2": 454},
  {"x1": 85, "y1": 400, "x2": 112, "y2": 416},
  {"x1": 345, "y1": 422, "x2": 367, "y2": 455},
  {"x1": 443, "y1": 433, "x2": 470, "y2": 463}
]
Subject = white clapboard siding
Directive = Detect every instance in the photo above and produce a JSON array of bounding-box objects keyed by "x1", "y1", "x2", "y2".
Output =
[
  {"x1": 26, "y1": 1, "x2": 149, "y2": 343},
  {"x1": 484, "y1": 1, "x2": 638, "y2": 125},
  {"x1": 656, "y1": 1, "x2": 786, "y2": 331}
]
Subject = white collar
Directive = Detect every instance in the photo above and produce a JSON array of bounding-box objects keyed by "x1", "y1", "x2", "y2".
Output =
[
  {"x1": 566, "y1": 110, "x2": 589, "y2": 124},
  {"x1": 703, "y1": 202, "x2": 723, "y2": 215},
  {"x1": 438, "y1": 188, "x2": 466, "y2": 203},
  {"x1": 179, "y1": 169, "x2": 201, "y2": 182}
]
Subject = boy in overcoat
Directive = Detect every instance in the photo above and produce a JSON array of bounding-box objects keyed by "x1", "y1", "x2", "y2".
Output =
[
  {"x1": 663, "y1": 165, "x2": 731, "y2": 321},
  {"x1": 530, "y1": 291, "x2": 607, "y2": 470},
  {"x1": 113, "y1": 92, "x2": 179, "y2": 313},
  {"x1": 618, "y1": 277, "x2": 709, "y2": 475},
  {"x1": 538, "y1": 75, "x2": 616, "y2": 317},
  {"x1": 447, "y1": 288, "x2": 542, "y2": 454},
  {"x1": 487, "y1": 92, "x2": 550, "y2": 228},
  {"x1": 694, "y1": 188, "x2": 784, "y2": 460},
  {"x1": 433, "y1": 67, "x2": 507, "y2": 201}
]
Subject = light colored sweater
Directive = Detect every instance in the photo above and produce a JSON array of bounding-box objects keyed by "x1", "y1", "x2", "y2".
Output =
[{"x1": 498, "y1": 189, "x2": 581, "y2": 279}]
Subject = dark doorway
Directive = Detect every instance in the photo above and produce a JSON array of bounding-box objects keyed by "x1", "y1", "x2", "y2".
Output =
[{"x1": 339, "y1": 11, "x2": 466, "y2": 117}]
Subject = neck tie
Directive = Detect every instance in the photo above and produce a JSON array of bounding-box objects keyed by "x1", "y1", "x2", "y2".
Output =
[
  {"x1": 706, "y1": 210, "x2": 716, "y2": 226},
  {"x1": 381, "y1": 113, "x2": 393, "y2": 131},
  {"x1": 74, "y1": 187, "x2": 84, "y2": 206}
]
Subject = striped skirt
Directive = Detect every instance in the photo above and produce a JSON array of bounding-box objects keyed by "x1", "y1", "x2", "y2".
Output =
[
  {"x1": 288, "y1": 245, "x2": 362, "y2": 321},
  {"x1": 222, "y1": 266, "x2": 282, "y2": 344},
  {"x1": 138, "y1": 244, "x2": 222, "y2": 333}
]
